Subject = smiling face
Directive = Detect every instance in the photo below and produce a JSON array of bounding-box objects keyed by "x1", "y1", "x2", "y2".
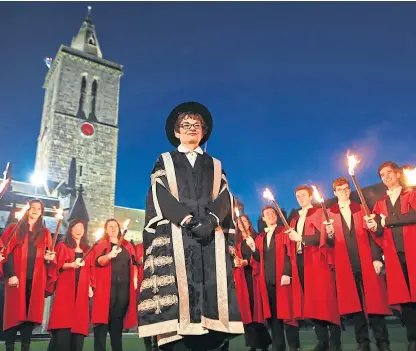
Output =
[
  {"x1": 71, "y1": 222, "x2": 85, "y2": 241},
  {"x1": 28, "y1": 201, "x2": 43, "y2": 221},
  {"x1": 334, "y1": 183, "x2": 351, "y2": 202},
  {"x1": 237, "y1": 215, "x2": 251, "y2": 237},
  {"x1": 379, "y1": 166, "x2": 401, "y2": 190},
  {"x1": 262, "y1": 207, "x2": 278, "y2": 227},
  {"x1": 105, "y1": 220, "x2": 120, "y2": 239},
  {"x1": 174, "y1": 114, "x2": 204, "y2": 146}
]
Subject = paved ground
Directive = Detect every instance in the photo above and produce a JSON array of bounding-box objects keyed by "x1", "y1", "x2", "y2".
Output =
[{"x1": 1, "y1": 325, "x2": 407, "y2": 350}]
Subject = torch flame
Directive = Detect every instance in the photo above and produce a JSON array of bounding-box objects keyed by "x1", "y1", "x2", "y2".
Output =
[
  {"x1": 53, "y1": 206, "x2": 64, "y2": 221},
  {"x1": 311, "y1": 185, "x2": 324, "y2": 203},
  {"x1": 94, "y1": 228, "x2": 104, "y2": 241},
  {"x1": 123, "y1": 219, "x2": 131, "y2": 231},
  {"x1": 15, "y1": 203, "x2": 30, "y2": 220},
  {"x1": 347, "y1": 153, "x2": 360, "y2": 176},
  {"x1": 234, "y1": 207, "x2": 240, "y2": 217},
  {"x1": 403, "y1": 168, "x2": 416, "y2": 187},
  {"x1": 263, "y1": 188, "x2": 275, "y2": 201}
]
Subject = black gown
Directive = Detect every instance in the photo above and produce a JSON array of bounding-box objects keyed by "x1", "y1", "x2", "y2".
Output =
[
  {"x1": 240, "y1": 238, "x2": 271, "y2": 350},
  {"x1": 138, "y1": 150, "x2": 243, "y2": 350}
]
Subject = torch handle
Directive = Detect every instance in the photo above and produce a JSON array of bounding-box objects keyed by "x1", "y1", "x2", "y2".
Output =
[
  {"x1": 51, "y1": 220, "x2": 62, "y2": 251},
  {"x1": 351, "y1": 175, "x2": 371, "y2": 217},
  {"x1": 321, "y1": 202, "x2": 331, "y2": 223},
  {"x1": 116, "y1": 229, "x2": 128, "y2": 249},
  {"x1": 3, "y1": 216, "x2": 27, "y2": 250},
  {"x1": 272, "y1": 200, "x2": 290, "y2": 230}
]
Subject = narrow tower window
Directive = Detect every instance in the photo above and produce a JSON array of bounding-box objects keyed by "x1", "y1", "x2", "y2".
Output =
[
  {"x1": 76, "y1": 76, "x2": 87, "y2": 119},
  {"x1": 89, "y1": 79, "x2": 98, "y2": 121}
]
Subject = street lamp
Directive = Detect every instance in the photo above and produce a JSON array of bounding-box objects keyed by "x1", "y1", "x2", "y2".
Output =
[{"x1": 30, "y1": 171, "x2": 46, "y2": 195}]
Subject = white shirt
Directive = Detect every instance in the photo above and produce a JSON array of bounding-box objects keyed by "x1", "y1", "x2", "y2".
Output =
[
  {"x1": 387, "y1": 186, "x2": 402, "y2": 207},
  {"x1": 178, "y1": 144, "x2": 203, "y2": 168},
  {"x1": 177, "y1": 144, "x2": 219, "y2": 226},
  {"x1": 297, "y1": 205, "x2": 313, "y2": 234},
  {"x1": 265, "y1": 225, "x2": 277, "y2": 248},
  {"x1": 338, "y1": 200, "x2": 352, "y2": 230}
]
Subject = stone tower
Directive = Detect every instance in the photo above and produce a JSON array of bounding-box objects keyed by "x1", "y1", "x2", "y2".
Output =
[{"x1": 34, "y1": 7, "x2": 123, "y2": 237}]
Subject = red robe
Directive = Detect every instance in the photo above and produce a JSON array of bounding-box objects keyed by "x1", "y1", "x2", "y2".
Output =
[
  {"x1": 0, "y1": 238, "x2": 4, "y2": 280},
  {"x1": 251, "y1": 228, "x2": 297, "y2": 326},
  {"x1": 328, "y1": 202, "x2": 391, "y2": 316},
  {"x1": 372, "y1": 190, "x2": 416, "y2": 304},
  {"x1": 135, "y1": 243, "x2": 144, "y2": 291},
  {"x1": 289, "y1": 207, "x2": 340, "y2": 325},
  {"x1": 233, "y1": 240, "x2": 255, "y2": 324},
  {"x1": 91, "y1": 238, "x2": 137, "y2": 329},
  {"x1": 2, "y1": 224, "x2": 52, "y2": 330},
  {"x1": 47, "y1": 242, "x2": 95, "y2": 336}
]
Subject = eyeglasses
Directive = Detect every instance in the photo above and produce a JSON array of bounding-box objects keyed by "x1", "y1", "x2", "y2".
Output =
[
  {"x1": 336, "y1": 187, "x2": 351, "y2": 193},
  {"x1": 179, "y1": 123, "x2": 202, "y2": 130}
]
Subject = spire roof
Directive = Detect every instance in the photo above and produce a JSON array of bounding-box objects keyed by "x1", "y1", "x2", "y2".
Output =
[{"x1": 70, "y1": 6, "x2": 103, "y2": 58}]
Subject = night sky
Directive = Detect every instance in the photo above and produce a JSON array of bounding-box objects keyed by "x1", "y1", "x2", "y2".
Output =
[{"x1": 1, "y1": 2, "x2": 415, "y2": 221}]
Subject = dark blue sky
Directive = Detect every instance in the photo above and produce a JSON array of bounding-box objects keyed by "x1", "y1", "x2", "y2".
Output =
[{"x1": 1, "y1": 2, "x2": 415, "y2": 221}]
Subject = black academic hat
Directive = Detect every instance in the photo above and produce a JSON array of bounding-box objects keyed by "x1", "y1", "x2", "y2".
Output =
[{"x1": 165, "y1": 102, "x2": 213, "y2": 147}]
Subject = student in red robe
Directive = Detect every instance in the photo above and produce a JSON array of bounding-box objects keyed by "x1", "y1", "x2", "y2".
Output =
[
  {"x1": 250, "y1": 206, "x2": 299, "y2": 351},
  {"x1": 325, "y1": 177, "x2": 391, "y2": 351},
  {"x1": 135, "y1": 241, "x2": 158, "y2": 351},
  {"x1": 287, "y1": 185, "x2": 341, "y2": 351},
  {"x1": 365, "y1": 161, "x2": 416, "y2": 351},
  {"x1": 92, "y1": 218, "x2": 138, "y2": 351},
  {"x1": 233, "y1": 214, "x2": 271, "y2": 351},
  {"x1": 47, "y1": 219, "x2": 95, "y2": 351},
  {"x1": 2, "y1": 199, "x2": 54, "y2": 351}
]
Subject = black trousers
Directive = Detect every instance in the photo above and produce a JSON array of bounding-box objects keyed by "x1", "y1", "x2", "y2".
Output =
[
  {"x1": 94, "y1": 282, "x2": 130, "y2": 351},
  {"x1": 161, "y1": 331, "x2": 228, "y2": 351},
  {"x1": 267, "y1": 284, "x2": 299, "y2": 350},
  {"x1": 398, "y1": 253, "x2": 416, "y2": 342},
  {"x1": 4, "y1": 280, "x2": 35, "y2": 346},
  {"x1": 348, "y1": 272, "x2": 389, "y2": 345},
  {"x1": 48, "y1": 328, "x2": 85, "y2": 351},
  {"x1": 312, "y1": 319, "x2": 341, "y2": 347}
]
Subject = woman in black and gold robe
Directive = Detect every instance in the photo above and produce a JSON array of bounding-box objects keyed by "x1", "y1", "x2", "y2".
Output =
[{"x1": 138, "y1": 102, "x2": 243, "y2": 351}]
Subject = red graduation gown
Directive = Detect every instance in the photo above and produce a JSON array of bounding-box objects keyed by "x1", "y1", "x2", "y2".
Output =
[
  {"x1": 328, "y1": 202, "x2": 391, "y2": 316},
  {"x1": 0, "y1": 238, "x2": 4, "y2": 280},
  {"x1": 47, "y1": 242, "x2": 95, "y2": 336},
  {"x1": 135, "y1": 243, "x2": 144, "y2": 301},
  {"x1": 372, "y1": 190, "x2": 416, "y2": 304},
  {"x1": 251, "y1": 228, "x2": 297, "y2": 326},
  {"x1": 2, "y1": 224, "x2": 52, "y2": 330},
  {"x1": 289, "y1": 208, "x2": 340, "y2": 325},
  {"x1": 91, "y1": 238, "x2": 137, "y2": 329},
  {"x1": 233, "y1": 240, "x2": 255, "y2": 324}
]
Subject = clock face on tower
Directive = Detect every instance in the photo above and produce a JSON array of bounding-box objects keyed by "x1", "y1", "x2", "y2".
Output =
[{"x1": 80, "y1": 122, "x2": 95, "y2": 137}]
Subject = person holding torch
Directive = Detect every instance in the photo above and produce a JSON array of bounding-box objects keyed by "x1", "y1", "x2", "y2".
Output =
[
  {"x1": 92, "y1": 219, "x2": 137, "y2": 351},
  {"x1": 2, "y1": 199, "x2": 54, "y2": 351},
  {"x1": 325, "y1": 177, "x2": 391, "y2": 351},
  {"x1": 232, "y1": 212, "x2": 271, "y2": 351},
  {"x1": 46, "y1": 219, "x2": 95, "y2": 351},
  {"x1": 286, "y1": 186, "x2": 341, "y2": 351},
  {"x1": 251, "y1": 205, "x2": 299, "y2": 351},
  {"x1": 366, "y1": 161, "x2": 416, "y2": 351}
]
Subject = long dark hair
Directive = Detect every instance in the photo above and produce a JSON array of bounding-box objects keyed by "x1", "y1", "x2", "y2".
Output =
[
  {"x1": 63, "y1": 219, "x2": 89, "y2": 251},
  {"x1": 236, "y1": 214, "x2": 257, "y2": 243},
  {"x1": 103, "y1": 218, "x2": 122, "y2": 241},
  {"x1": 17, "y1": 199, "x2": 46, "y2": 243}
]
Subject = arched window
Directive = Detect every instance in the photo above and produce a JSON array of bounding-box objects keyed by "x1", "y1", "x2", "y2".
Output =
[
  {"x1": 89, "y1": 79, "x2": 98, "y2": 121},
  {"x1": 76, "y1": 76, "x2": 87, "y2": 119}
]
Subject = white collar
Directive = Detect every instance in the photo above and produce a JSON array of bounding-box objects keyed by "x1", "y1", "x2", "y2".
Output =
[
  {"x1": 298, "y1": 205, "x2": 313, "y2": 216},
  {"x1": 265, "y1": 224, "x2": 277, "y2": 233},
  {"x1": 338, "y1": 200, "x2": 351, "y2": 209},
  {"x1": 387, "y1": 186, "x2": 402, "y2": 197},
  {"x1": 178, "y1": 144, "x2": 203, "y2": 155}
]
